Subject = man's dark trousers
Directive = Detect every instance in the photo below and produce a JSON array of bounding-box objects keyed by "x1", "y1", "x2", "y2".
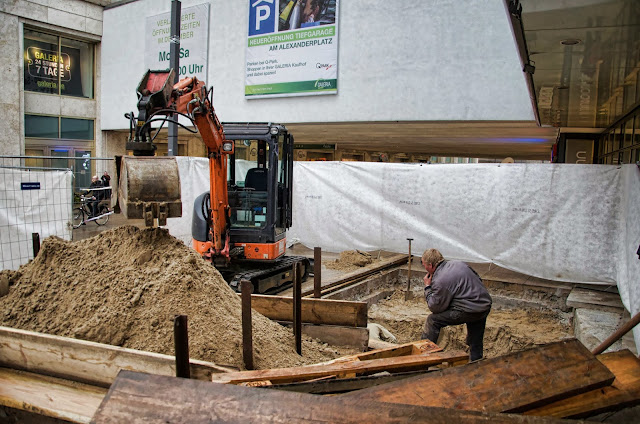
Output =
[{"x1": 422, "y1": 308, "x2": 490, "y2": 361}]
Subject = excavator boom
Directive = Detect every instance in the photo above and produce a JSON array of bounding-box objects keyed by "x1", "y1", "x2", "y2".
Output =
[{"x1": 120, "y1": 69, "x2": 233, "y2": 259}]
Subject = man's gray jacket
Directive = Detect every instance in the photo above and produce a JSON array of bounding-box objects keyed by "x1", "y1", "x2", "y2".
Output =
[{"x1": 425, "y1": 260, "x2": 492, "y2": 314}]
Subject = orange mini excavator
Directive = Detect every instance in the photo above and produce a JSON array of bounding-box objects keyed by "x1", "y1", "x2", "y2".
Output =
[{"x1": 119, "y1": 69, "x2": 309, "y2": 293}]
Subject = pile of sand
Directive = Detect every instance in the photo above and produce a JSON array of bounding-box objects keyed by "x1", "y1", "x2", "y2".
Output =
[
  {"x1": 0, "y1": 226, "x2": 350, "y2": 370},
  {"x1": 325, "y1": 250, "x2": 377, "y2": 272}
]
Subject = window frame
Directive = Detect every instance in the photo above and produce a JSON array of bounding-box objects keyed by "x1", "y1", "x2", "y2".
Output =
[{"x1": 23, "y1": 27, "x2": 96, "y2": 99}]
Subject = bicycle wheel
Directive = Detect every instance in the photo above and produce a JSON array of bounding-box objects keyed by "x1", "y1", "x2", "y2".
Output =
[
  {"x1": 72, "y1": 208, "x2": 84, "y2": 229},
  {"x1": 95, "y1": 205, "x2": 110, "y2": 226}
]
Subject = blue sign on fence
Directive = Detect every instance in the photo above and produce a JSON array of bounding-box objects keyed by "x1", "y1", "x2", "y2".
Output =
[{"x1": 21, "y1": 182, "x2": 41, "y2": 190}]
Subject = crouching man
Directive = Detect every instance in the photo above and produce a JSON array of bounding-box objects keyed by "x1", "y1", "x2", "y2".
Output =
[{"x1": 421, "y1": 248, "x2": 492, "y2": 362}]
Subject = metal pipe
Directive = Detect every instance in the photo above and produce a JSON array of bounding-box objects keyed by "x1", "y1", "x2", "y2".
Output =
[
  {"x1": 293, "y1": 262, "x2": 302, "y2": 355},
  {"x1": 32, "y1": 233, "x2": 40, "y2": 258},
  {"x1": 241, "y1": 279, "x2": 254, "y2": 370},
  {"x1": 173, "y1": 315, "x2": 190, "y2": 378},
  {"x1": 314, "y1": 247, "x2": 322, "y2": 298},
  {"x1": 405, "y1": 238, "x2": 413, "y2": 300},
  {"x1": 592, "y1": 311, "x2": 640, "y2": 355},
  {"x1": 168, "y1": 0, "x2": 181, "y2": 156}
]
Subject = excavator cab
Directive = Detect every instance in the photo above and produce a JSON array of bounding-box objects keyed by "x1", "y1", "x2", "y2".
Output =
[{"x1": 192, "y1": 123, "x2": 308, "y2": 293}]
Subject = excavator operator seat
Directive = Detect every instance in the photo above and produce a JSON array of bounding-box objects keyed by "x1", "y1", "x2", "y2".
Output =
[{"x1": 245, "y1": 168, "x2": 267, "y2": 191}]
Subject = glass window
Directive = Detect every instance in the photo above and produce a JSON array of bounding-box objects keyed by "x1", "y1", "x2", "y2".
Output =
[
  {"x1": 23, "y1": 29, "x2": 94, "y2": 98},
  {"x1": 25, "y1": 114, "x2": 58, "y2": 138},
  {"x1": 635, "y1": 112, "x2": 640, "y2": 147},
  {"x1": 24, "y1": 148, "x2": 45, "y2": 167},
  {"x1": 23, "y1": 30, "x2": 59, "y2": 95},
  {"x1": 61, "y1": 118, "x2": 94, "y2": 140},
  {"x1": 623, "y1": 118, "x2": 633, "y2": 148},
  {"x1": 61, "y1": 38, "x2": 94, "y2": 98}
]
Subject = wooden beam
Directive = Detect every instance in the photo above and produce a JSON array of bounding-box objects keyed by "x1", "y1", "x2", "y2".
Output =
[
  {"x1": 92, "y1": 370, "x2": 581, "y2": 424},
  {"x1": 290, "y1": 323, "x2": 369, "y2": 350},
  {"x1": 263, "y1": 370, "x2": 435, "y2": 395},
  {"x1": 323, "y1": 339, "x2": 442, "y2": 364},
  {"x1": 0, "y1": 326, "x2": 230, "y2": 388},
  {"x1": 343, "y1": 339, "x2": 616, "y2": 414},
  {"x1": 0, "y1": 367, "x2": 106, "y2": 423},
  {"x1": 211, "y1": 350, "x2": 468, "y2": 385},
  {"x1": 249, "y1": 295, "x2": 368, "y2": 327},
  {"x1": 566, "y1": 288, "x2": 624, "y2": 312},
  {"x1": 524, "y1": 349, "x2": 640, "y2": 418},
  {"x1": 307, "y1": 254, "x2": 407, "y2": 297}
]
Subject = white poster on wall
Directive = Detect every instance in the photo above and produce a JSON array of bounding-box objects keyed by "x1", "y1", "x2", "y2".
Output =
[
  {"x1": 245, "y1": 0, "x2": 339, "y2": 98},
  {"x1": 144, "y1": 3, "x2": 210, "y2": 82}
]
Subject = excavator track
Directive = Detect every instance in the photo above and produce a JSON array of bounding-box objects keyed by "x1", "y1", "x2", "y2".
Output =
[{"x1": 226, "y1": 256, "x2": 311, "y2": 294}]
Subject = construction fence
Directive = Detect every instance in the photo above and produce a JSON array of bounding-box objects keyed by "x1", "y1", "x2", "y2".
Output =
[{"x1": 0, "y1": 155, "x2": 116, "y2": 271}]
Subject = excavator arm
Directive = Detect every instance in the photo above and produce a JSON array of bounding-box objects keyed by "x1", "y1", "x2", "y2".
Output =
[{"x1": 120, "y1": 69, "x2": 234, "y2": 261}]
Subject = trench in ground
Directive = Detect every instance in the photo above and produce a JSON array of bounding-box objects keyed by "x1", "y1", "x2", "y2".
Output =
[{"x1": 324, "y1": 267, "x2": 575, "y2": 359}]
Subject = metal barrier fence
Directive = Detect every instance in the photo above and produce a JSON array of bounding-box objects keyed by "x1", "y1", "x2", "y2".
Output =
[
  {"x1": 0, "y1": 155, "x2": 117, "y2": 196},
  {"x1": 0, "y1": 155, "x2": 116, "y2": 270}
]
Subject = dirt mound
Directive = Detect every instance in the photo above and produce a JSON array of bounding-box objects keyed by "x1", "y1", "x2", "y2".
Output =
[
  {"x1": 368, "y1": 290, "x2": 573, "y2": 358},
  {"x1": 0, "y1": 226, "x2": 349, "y2": 370},
  {"x1": 325, "y1": 250, "x2": 377, "y2": 272}
]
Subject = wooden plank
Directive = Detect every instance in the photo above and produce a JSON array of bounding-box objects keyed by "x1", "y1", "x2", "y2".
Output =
[
  {"x1": 293, "y1": 323, "x2": 369, "y2": 349},
  {"x1": 566, "y1": 287, "x2": 624, "y2": 311},
  {"x1": 343, "y1": 339, "x2": 616, "y2": 414},
  {"x1": 303, "y1": 254, "x2": 408, "y2": 297},
  {"x1": 264, "y1": 369, "x2": 435, "y2": 395},
  {"x1": 211, "y1": 350, "x2": 468, "y2": 385},
  {"x1": 91, "y1": 370, "x2": 586, "y2": 423},
  {"x1": 0, "y1": 367, "x2": 106, "y2": 423},
  {"x1": 524, "y1": 349, "x2": 640, "y2": 418},
  {"x1": 0, "y1": 326, "x2": 230, "y2": 388},
  {"x1": 249, "y1": 295, "x2": 368, "y2": 327},
  {"x1": 325, "y1": 339, "x2": 442, "y2": 364}
]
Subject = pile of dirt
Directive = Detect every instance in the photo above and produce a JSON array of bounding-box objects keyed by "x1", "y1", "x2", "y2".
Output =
[
  {"x1": 0, "y1": 226, "x2": 352, "y2": 370},
  {"x1": 325, "y1": 250, "x2": 378, "y2": 272},
  {"x1": 368, "y1": 290, "x2": 573, "y2": 358}
]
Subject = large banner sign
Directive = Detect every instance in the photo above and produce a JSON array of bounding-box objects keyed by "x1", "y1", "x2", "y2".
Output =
[
  {"x1": 145, "y1": 3, "x2": 210, "y2": 82},
  {"x1": 246, "y1": 0, "x2": 339, "y2": 98}
]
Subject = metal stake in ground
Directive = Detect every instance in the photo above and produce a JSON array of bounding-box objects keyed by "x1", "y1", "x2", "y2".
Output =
[
  {"x1": 241, "y1": 279, "x2": 254, "y2": 370},
  {"x1": 173, "y1": 315, "x2": 190, "y2": 378},
  {"x1": 293, "y1": 262, "x2": 302, "y2": 355},
  {"x1": 405, "y1": 238, "x2": 413, "y2": 300},
  {"x1": 314, "y1": 247, "x2": 322, "y2": 298},
  {"x1": 32, "y1": 233, "x2": 40, "y2": 258}
]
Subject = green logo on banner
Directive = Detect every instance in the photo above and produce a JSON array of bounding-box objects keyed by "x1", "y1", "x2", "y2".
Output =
[{"x1": 246, "y1": 79, "x2": 337, "y2": 96}]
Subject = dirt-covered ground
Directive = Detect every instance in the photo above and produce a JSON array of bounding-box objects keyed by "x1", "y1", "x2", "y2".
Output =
[
  {"x1": 0, "y1": 226, "x2": 355, "y2": 370},
  {"x1": 368, "y1": 290, "x2": 574, "y2": 358}
]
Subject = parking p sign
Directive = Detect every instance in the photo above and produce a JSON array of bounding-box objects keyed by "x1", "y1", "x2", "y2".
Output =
[{"x1": 249, "y1": 0, "x2": 276, "y2": 36}]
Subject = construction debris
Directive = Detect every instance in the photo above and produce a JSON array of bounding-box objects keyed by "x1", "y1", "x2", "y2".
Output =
[
  {"x1": 93, "y1": 370, "x2": 588, "y2": 423},
  {"x1": 343, "y1": 339, "x2": 616, "y2": 414}
]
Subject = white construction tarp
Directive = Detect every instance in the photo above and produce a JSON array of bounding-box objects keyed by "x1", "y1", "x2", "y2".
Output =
[
  {"x1": 166, "y1": 160, "x2": 640, "y2": 347},
  {"x1": 0, "y1": 168, "x2": 73, "y2": 270}
]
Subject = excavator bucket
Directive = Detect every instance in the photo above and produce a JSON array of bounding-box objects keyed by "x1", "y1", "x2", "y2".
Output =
[{"x1": 118, "y1": 156, "x2": 182, "y2": 227}]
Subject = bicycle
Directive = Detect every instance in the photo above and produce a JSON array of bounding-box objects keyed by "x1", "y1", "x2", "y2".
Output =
[{"x1": 72, "y1": 194, "x2": 112, "y2": 229}]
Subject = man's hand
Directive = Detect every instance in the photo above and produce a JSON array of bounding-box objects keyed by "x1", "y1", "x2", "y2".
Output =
[{"x1": 423, "y1": 272, "x2": 432, "y2": 287}]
